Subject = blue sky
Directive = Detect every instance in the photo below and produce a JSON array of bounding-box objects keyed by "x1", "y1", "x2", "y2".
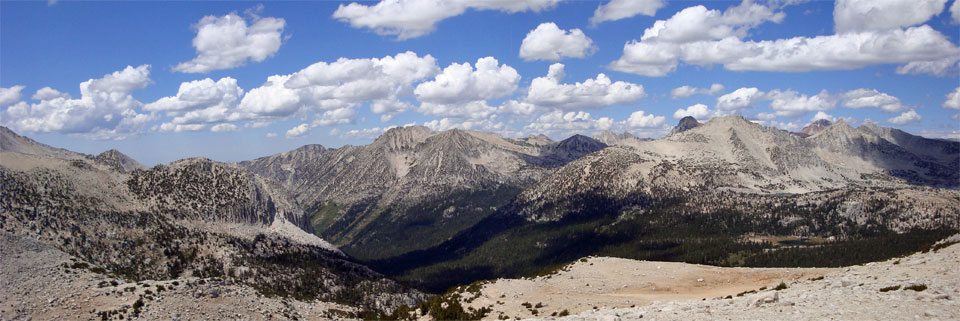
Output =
[{"x1": 2, "y1": 0, "x2": 959, "y2": 165}]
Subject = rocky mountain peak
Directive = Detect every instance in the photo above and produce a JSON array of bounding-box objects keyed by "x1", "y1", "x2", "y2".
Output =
[
  {"x1": 93, "y1": 149, "x2": 145, "y2": 173},
  {"x1": 794, "y1": 119, "x2": 833, "y2": 138},
  {"x1": 293, "y1": 144, "x2": 326, "y2": 153},
  {"x1": 557, "y1": 134, "x2": 607, "y2": 153},
  {"x1": 524, "y1": 134, "x2": 554, "y2": 146},
  {"x1": 812, "y1": 118, "x2": 859, "y2": 140},
  {"x1": 373, "y1": 125, "x2": 434, "y2": 151},
  {"x1": 593, "y1": 130, "x2": 638, "y2": 146},
  {"x1": 670, "y1": 116, "x2": 702, "y2": 135},
  {"x1": 811, "y1": 119, "x2": 832, "y2": 127}
]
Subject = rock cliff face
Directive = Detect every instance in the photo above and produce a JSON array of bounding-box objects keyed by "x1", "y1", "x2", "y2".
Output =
[{"x1": 0, "y1": 127, "x2": 424, "y2": 313}]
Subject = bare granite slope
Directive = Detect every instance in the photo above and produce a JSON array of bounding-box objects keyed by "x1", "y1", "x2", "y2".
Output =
[{"x1": 526, "y1": 235, "x2": 960, "y2": 321}]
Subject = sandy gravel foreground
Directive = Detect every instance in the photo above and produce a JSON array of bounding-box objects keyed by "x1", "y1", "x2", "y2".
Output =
[
  {"x1": 461, "y1": 257, "x2": 834, "y2": 320},
  {"x1": 520, "y1": 236, "x2": 960, "y2": 321}
]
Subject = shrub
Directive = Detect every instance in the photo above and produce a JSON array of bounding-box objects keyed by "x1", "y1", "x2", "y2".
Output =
[
  {"x1": 904, "y1": 284, "x2": 927, "y2": 292},
  {"x1": 558, "y1": 309, "x2": 570, "y2": 317},
  {"x1": 774, "y1": 282, "x2": 788, "y2": 290},
  {"x1": 879, "y1": 285, "x2": 900, "y2": 292}
]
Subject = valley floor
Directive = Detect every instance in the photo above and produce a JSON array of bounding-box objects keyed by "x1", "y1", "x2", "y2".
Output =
[{"x1": 458, "y1": 236, "x2": 960, "y2": 321}]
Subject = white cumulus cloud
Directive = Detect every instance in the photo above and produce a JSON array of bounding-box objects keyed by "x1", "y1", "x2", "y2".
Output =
[
  {"x1": 415, "y1": 57, "x2": 519, "y2": 105},
  {"x1": 624, "y1": 110, "x2": 665, "y2": 128},
  {"x1": 210, "y1": 123, "x2": 240, "y2": 132},
  {"x1": 290, "y1": 51, "x2": 439, "y2": 115},
  {"x1": 414, "y1": 57, "x2": 519, "y2": 120},
  {"x1": 524, "y1": 110, "x2": 615, "y2": 135},
  {"x1": 609, "y1": 1, "x2": 960, "y2": 77},
  {"x1": 31, "y1": 87, "x2": 70, "y2": 101},
  {"x1": 887, "y1": 109, "x2": 922, "y2": 125},
  {"x1": 174, "y1": 12, "x2": 285, "y2": 73},
  {"x1": 145, "y1": 78, "x2": 244, "y2": 128},
  {"x1": 952, "y1": 0, "x2": 960, "y2": 24},
  {"x1": 811, "y1": 111, "x2": 836, "y2": 122},
  {"x1": 834, "y1": 0, "x2": 946, "y2": 33},
  {"x1": 526, "y1": 63, "x2": 646, "y2": 111},
  {"x1": 285, "y1": 123, "x2": 310, "y2": 138},
  {"x1": 670, "y1": 83, "x2": 725, "y2": 99},
  {"x1": 589, "y1": 0, "x2": 664, "y2": 26},
  {"x1": 767, "y1": 89, "x2": 836, "y2": 117},
  {"x1": 673, "y1": 103, "x2": 717, "y2": 119},
  {"x1": 1, "y1": 65, "x2": 153, "y2": 140},
  {"x1": 332, "y1": 0, "x2": 560, "y2": 40},
  {"x1": 519, "y1": 22, "x2": 596, "y2": 61},
  {"x1": 840, "y1": 88, "x2": 906, "y2": 113},
  {"x1": 716, "y1": 87, "x2": 765, "y2": 111},
  {"x1": 0, "y1": 85, "x2": 25, "y2": 106},
  {"x1": 423, "y1": 117, "x2": 506, "y2": 132},
  {"x1": 943, "y1": 87, "x2": 960, "y2": 110},
  {"x1": 311, "y1": 107, "x2": 357, "y2": 127},
  {"x1": 236, "y1": 75, "x2": 302, "y2": 123}
]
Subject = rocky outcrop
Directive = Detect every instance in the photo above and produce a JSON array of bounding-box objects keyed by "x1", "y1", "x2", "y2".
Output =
[
  {"x1": 94, "y1": 149, "x2": 145, "y2": 173},
  {"x1": 669, "y1": 116, "x2": 702, "y2": 136}
]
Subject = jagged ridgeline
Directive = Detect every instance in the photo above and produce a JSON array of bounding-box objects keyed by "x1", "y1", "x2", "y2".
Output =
[
  {"x1": 0, "y1": 127, "x2": 424, "y2": 313},
  {"x1": 240, "y1": 126, "x2": 609, "y2": 261},
  {"x1": 291, "y1": 116, "x2": 955, "y2": 293},
  {"x1": 3, "y1": 113, "x2": 960, "y2": 301}
]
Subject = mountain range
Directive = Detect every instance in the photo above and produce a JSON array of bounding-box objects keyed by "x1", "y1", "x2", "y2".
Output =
[
  {"x1": 1, "y1": 115, "x2": 958, "y2": 313},
  {"x1": 0, "y1": 128, "x2": 424, "y2": 314}
]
